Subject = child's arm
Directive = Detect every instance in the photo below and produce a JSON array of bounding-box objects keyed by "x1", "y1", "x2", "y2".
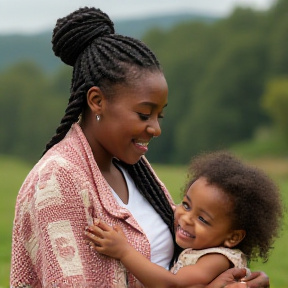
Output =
[{"x1": 85, "y1": 219, "x2": 231, "y2": 288}]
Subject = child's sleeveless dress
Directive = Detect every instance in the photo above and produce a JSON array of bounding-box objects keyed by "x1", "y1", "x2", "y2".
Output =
[{"x1": 171, "y1": 247, "x2": 250, "y2": 275}]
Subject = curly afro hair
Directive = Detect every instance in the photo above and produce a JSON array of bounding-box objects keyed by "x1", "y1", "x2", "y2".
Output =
[{"x1": 183, "y1": 150, "x2": 284, "y2": 263}]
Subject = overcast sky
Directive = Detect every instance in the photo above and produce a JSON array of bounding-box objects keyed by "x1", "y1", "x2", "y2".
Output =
[{"x1": 0, "y1": 0, "x2": 275, "y2": 34}]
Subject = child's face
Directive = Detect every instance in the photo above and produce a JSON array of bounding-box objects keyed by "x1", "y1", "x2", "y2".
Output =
[{"x1": 174, "y1": 177, "x2": 236, "y2": 250}]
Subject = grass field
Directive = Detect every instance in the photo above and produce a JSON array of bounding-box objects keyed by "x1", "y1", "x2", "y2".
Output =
[
  {"x1": 0, "y1": 155, "x2": 33, "y2": 287},
  {"x1": 1, "y1": 155, "x2": 287, "y2": 287}
]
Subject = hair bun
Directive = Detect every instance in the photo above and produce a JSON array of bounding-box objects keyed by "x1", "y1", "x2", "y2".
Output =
[{"x1": 52, "y1": 7, "x2": 115, "y2": 66}]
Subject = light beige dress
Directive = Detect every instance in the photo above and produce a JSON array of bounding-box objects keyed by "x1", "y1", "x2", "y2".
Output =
[{"x1": 171, "y1": 247, "x2": 250, "y2": 276}]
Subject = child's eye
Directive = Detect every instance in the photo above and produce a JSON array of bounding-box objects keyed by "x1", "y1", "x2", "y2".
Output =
[
  {"x1": 138, "y1": 113, "x2": 150, "y2": 121},
  {"x1": 198, "y1": 216, "x2": 209, "y2": 225},
  {"x1": 182, "y1": 201, "x2": 190, "y2": 210}
]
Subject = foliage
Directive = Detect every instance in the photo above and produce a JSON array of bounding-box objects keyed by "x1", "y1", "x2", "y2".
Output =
[
  {"x1": 262, "y1": 77, "x2": 288, "y2": 141},
  {"x1": 0, "y1": 62, "x2": 68, "y2": 163},
  {"x1": 145, "y1": 6, "x2": 277, "y2": 163},
  {"x1": 231, "y1": 135, "x2": 288, "y2": 159},
  {"x1": 1, "y1": 0, "x2": 288, "y2": 164}
]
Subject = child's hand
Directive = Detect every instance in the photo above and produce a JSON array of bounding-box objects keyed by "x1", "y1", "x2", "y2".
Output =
[{"x1": 85, "y1": 218, "x2": 130, "y2": 260}]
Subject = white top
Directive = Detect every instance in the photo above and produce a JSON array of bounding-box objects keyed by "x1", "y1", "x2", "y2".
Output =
[{"x1": 111, "y1": 166, "x2": 174, "y2": 270}]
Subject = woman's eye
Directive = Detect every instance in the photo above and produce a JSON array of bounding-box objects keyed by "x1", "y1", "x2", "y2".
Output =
[
  {"x1": 158, "y1": 115, "x2": 164, "y2": 124},
  {"x1": 199, "y1": 216, "x2": 209, "y2": 225},
  {"x1": 138, "y1": 113, "x2": 150, "y2": 121},
  {"x1": 137, "y1": 113, "x2": 165, "y2": 122}
]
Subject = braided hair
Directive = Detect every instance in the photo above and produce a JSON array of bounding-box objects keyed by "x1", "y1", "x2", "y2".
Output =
[{"x1": 44, "y1": 7, "x2": 180, "y2": 266}]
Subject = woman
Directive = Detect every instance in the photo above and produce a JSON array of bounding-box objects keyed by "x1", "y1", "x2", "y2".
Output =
[{"x1": 10, "y1": 7, "x2": 269, "y2": 288}]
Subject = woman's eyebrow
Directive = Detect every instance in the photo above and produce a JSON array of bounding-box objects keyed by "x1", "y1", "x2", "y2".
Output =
[{"x1": 138, "y1": 102, "x2": 168, "y2": 108}]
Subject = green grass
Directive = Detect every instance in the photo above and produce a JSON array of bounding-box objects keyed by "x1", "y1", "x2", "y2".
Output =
[
  {"x1": 0, "y1": 155, "x2": 32, "y2": 287},
  {"x1": 1, "y1": 156, "x2": 287, "y2": 287},
  {"x1": 152, "y1": 163, "x2": 188, "y2": 204}
]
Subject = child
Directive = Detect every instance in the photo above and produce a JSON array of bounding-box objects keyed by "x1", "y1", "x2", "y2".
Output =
[{"x1": 85, "y1": 151, "x2": 284, "y2": 288}]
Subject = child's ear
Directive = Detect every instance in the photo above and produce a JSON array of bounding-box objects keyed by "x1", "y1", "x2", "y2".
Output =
[{"x1": 224, "y1": 230, "x2": 246, "y2": 248}]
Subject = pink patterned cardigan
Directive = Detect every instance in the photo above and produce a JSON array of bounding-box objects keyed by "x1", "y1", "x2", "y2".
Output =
[{"x1": 10, "y1": 123, "x2": 175, "y2": 288}]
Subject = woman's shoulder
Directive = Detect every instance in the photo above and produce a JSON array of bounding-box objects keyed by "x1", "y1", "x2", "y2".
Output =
[
  {"x1": 16, "y1": 148, "x2": 82, "y2": 204},
  {"x1": 27, "y1": 151, "x2": 74, "y2": 184}
]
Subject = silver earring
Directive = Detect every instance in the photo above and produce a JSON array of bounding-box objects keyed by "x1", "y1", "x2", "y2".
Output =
[
  {"x1": 77, "y1": 113, "x2": 82, "y2": 123},
  {"x1": 96, "y1": 115, "x2": 100, "y2": 121}
]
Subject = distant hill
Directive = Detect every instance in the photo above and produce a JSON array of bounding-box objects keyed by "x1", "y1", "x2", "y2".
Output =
[
  {"x1": 114, "y1": 13, "x2": 218, "y2": 38},
  {"x1": 0, "y1": 13, "x2": 219, "y2": 73}
]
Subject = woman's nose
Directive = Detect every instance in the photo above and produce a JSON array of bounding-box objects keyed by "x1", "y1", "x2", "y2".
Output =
[{"x1": 146, "y1": 119, "x2": 161, "y2": 137}]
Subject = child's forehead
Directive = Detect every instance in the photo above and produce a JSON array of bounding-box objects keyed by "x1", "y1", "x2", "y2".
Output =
[{"x1": 186, "y1": 178, "x2": 233, "y2": 209}]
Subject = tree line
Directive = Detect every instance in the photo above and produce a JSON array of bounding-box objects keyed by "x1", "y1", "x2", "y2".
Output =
[{"x1": 0, "y1": 0, "x2": 288, "y2": 164}]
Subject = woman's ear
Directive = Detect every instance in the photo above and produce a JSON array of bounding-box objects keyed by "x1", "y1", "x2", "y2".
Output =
[
  {"x1": 224, "y1": 230, "x2": 246, "y2": 248},
  {"x1": 87, "y1": 86, "x2": 104, "y2": 114}
]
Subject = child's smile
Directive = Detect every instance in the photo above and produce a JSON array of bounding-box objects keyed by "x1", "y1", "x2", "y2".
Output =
[{"x1": 176, "y1": 224, "x2": 196, "y2": 239}]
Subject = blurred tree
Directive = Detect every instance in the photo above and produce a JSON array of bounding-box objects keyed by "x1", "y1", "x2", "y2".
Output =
[
  {"x1": 1, "y1": 0, "x2": 288, "y2": 164},
  {"x1": 0, "y1": 62, "x2": 66, "y2": 162},
  {"x1": 172, "y1": 9, "x2": 270, "y2": 163},
  {"x1": 262, "y1": 77, "x2": 288, "y2": 141},
  {"x1": 145, "y1": 22, "x2": 223, "y2": 163},
  {"x1": 50, "y1": 66, "x2": 72, "y2": 97},
  {"x1": 144, "y1": 7, "x2": 276, "y2": 163},
  {"x1": 0, "y1": 62, "x2": 45, "y2": 156},
  {"x1": 268, "y1": 16, "x2": 288, "y2": 75}
]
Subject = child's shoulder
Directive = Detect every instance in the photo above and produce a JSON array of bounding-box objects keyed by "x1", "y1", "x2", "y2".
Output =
[{"x1": 171, "y1": 247, "x2": 247, "y2": 274}]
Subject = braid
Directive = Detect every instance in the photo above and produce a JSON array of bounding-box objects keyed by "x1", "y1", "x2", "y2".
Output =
[
  {"x1": 118, "y1": 158, "x2": 182, "y2": 267},
  {"x1": 42, "y1": 82, "x2": 88, "y2": 154},
  {"x1": 52, "y1": 7, "x2": 115, "y2": 66},
  {"x1": 43, "y1": 7, "x2": 162, "y2": 155},
  {"x1": 43, "y1": 6, "x2": 176, "y2": 265}
]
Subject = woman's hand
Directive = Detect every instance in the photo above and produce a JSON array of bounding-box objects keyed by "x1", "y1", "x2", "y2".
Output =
[
  {"x1": 84, "y1": 218, "x2": 131, "y2": 260},
  {"x1": 240, "y1": 271, "x2": 269, "y2": 288},
  {"x1": 206, "y1": 268, "x2": 269, "y2": 288}
]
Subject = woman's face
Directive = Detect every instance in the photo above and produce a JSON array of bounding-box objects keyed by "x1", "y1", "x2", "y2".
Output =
[
  {"x1": 88, "y1": 71, "x2": 168, "y2": 165},
  {"x1": 174, "y1": 177, "x2": 236, "y2": 250}
]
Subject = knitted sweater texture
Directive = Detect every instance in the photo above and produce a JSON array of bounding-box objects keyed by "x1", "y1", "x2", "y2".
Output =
[{"x1": 10, "y1": 123, "x2": 174, "y2": 288}]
